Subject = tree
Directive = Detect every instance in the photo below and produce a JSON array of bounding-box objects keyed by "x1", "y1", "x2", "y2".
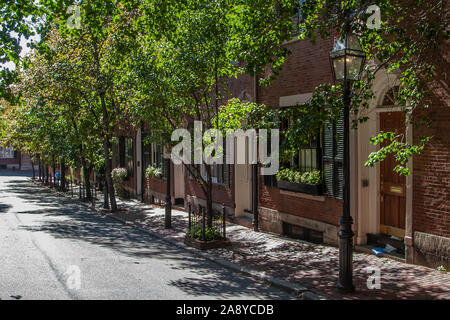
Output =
[
  {"x1": 124, "y1": 0, "x2": 296, "y2": 221},
  {"x1": 12, "y1": 29, "x2": 105, "y2": 195},
  {"x1": 297, "y1": 0, "x2": 449, "y2": 175}
]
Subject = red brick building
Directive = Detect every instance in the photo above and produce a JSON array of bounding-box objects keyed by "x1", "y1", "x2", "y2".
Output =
[
  {"x1": 0, "y1": 147, "x2": 34, "y2": 170},
  {"x1": 58, "y1": 25, "x2": 438, "y2": 271}
]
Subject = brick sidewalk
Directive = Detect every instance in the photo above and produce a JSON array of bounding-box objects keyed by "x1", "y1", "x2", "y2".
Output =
[{"x1": 57, "y1": 183, "x2": 450, "y2": 300}]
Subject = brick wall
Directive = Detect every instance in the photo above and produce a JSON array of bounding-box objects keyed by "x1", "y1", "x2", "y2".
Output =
[
  {"x1": 0, "y1": 158, "x2": 20, "y2": 165},
  {"x1": 413, "y1": 101, "x2": 450, "y2": 238},
  {"x1": 255, "y1": 37, "x2": 342, "y2": 228},
  {"x1": 185, "y1": 166, "x2": 235, "y2": 210},
  {"x1": 259, "y1": 37, "x2": 334, "y2": 106},
  {"x1": 259, "y1": 176, "x2": 342, "y2": 227}
]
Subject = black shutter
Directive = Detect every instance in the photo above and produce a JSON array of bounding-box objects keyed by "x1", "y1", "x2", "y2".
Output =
[
  {"x1": 119, "y1": 136, "x2": 125, "y2": 168},
  {"x1": 335, "y1": 112, "x2": 344, "y2": 199},
  {"x1": 322, "y1": 113, "x2": 344, "y2": 199}
]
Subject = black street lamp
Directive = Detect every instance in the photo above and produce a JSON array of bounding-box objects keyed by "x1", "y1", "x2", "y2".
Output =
[
  {"x1": 329, "y1": 29, "x2": 366, "y2": 292},
  {"x1": 164, "y1": 157, "x2": 172, "y2": 228}
]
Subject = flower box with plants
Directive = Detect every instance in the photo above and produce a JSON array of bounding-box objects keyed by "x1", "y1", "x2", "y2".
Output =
[
  {"x1": 145, "y1": 164, "x2": 163, "y2": 180},
  {"x1": 111, "y1": 167, "x2": 129, "y2": 198},
  {"x1": 276, "y1": 168, "x2": 323, "y2": 196}
]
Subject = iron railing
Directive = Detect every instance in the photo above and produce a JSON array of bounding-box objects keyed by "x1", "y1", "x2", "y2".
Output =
[{"x1": 187, "y1": 203, "x2": 227, "y2": 242}]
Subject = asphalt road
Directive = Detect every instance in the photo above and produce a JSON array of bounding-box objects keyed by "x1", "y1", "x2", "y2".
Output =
[{"x1": 0, "y1": 171, "x2": 293, "y2": 300}]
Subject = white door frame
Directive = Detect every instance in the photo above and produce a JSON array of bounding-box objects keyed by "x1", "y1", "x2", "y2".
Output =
[{"x1": 354, "y1": 71, "x2": 413, "y2": 245}]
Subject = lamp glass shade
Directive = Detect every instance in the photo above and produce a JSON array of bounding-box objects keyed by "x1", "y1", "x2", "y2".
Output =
[{"x1": 330, "y1": 32, "x2": 365, "y2": 82}]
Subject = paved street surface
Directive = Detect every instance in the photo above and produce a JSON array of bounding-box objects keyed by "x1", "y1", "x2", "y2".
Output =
[{"x1": 0, "y1": 172, "x2": 293, "y2": 300}]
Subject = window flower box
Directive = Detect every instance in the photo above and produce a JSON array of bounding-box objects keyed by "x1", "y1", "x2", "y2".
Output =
[
  {"x1": 275, "y1": 168, "x2": 323, "y2": 195},
  {"x1": 277, "y1": 180, "x2": 323, "y2": 196}
]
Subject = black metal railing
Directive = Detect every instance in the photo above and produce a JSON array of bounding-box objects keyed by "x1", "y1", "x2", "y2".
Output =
[{"x1": 187, "y1": 203, "x2": 227, "y2": 242}]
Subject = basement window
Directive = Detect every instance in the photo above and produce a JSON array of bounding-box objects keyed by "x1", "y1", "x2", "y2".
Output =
[{"x1": 282, "y1": 222, "x2": 323, "y2": 244}]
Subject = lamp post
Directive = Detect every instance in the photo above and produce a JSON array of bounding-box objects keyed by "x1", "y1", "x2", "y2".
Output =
[
  {"x1": 164, "y1": 156, "x2": 172, "y2": 229},
  {"x1": 329, "y1": 29, "x2": 366, "y2": 292}
]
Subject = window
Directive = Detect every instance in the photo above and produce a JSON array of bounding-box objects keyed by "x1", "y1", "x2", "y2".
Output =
[
  {"x1": 142, "y1": 132, "x2": 151, "y2": 174},
  {"x1": 111, "y1": 140, "x2": 120, "y2": 168},
  {"x1": 151, "y1": 142, "x2": 165, "y2": 178},
  {"x1": 125, "y1": 137, "x2": 134, "y2": 177},
  {"x1": 151, "y1": 142, "x2": 163, "y2": 168},
  {"x1": 199, "y1": 139, "x2": 229, "y2": 186},
  {"x1": 0, "y1": 147, "x2": 15, "y2": 159},
  {"x1": 276, "y1": 107, "x2": 344, "y2": 199},
  {"x1": 280, "y1": 117, "x2": 321, "y2": 172},
  {"x1": 294, "y1": 0, "x2": 306, "y2": 35},
  {"x1": 200, "y1": 163, "x2": 229, "y2": 185},
  {"x1": 297, "y1": 135, "x2": 321, "y2": 172}
]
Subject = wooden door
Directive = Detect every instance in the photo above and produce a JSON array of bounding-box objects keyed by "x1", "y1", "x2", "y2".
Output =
[{"x1": 379, "y1": 112, "x2": 406, "y2": 238}]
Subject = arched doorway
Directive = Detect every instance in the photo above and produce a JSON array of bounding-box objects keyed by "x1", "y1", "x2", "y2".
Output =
[
  {"x1": 354, "y1": 76, "x2": 413, "y2": 255},
  {"x1": 378, "y1": 87, "x2": 406, "y2": 238}
]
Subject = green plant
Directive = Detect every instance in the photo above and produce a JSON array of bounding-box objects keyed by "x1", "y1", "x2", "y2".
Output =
[
  {"x1": 437, "y1": 265, "x2": 447, "y2": 272},
  {"x1": 111, "y1": 167, "x2": 127, "y2": 183},
  {"x1": 145, "y1": 164, "x2": 163, "y2": 179},
  {"x1": 276, "y1": 168, "x2": 322, "y2": 185},
  {"x1": 111, "y1": 167, "x2": 128, "y2": 198},
  {"x1": 188, "y1": 223, "x2": 223, "y2": 242},
  {"x1": 301, "y1": 170, "x2": 322, "y2": 185}
]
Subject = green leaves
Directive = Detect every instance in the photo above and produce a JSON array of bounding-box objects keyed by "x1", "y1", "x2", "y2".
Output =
[
  {"x1": 212, "y1": 98, "x2": 278, "y2": 132},
  {"x1": 365, "y1": 131, "x2": 430, "y2": 176},
  {"x1": 276, "y1": 167, "x2": 322, "y2": 185},
  {"x1": 298, "y1": 0, "x2": 445, "y2": 176}
]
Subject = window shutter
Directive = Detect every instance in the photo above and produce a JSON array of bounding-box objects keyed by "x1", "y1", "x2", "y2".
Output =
[
  {"x1": 334, "y1": 113, "x2": 344, "y2": 199},
  {"x1": 322, "y1": 113, "x2": 344, "y2": 199}
]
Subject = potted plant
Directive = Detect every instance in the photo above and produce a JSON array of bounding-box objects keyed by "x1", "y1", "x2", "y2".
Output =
[
  {"x1": 276, "y1": 168, "x2": 323, "y2": 195},
  {"x1": 111, "y1": 167, "x2": 129, "y2": 198}
]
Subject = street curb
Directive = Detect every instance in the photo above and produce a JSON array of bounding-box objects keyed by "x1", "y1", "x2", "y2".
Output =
[{"x1": 32, "y1": 179, "x2": 326, "y2": 300}]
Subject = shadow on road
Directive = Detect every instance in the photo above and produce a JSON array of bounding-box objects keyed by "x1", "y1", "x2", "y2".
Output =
[{"x1": 3, "y1": 176, "x2": 290, "y2": 299}]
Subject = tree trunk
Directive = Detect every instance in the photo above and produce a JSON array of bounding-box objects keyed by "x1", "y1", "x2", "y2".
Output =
[
  {"x1": 83, "y1": 164, "x2": 93, "y2": 200},
  {"x1": 52, "y1": 156, "x2": 56, "y2": 187},
  {"x1": 60, "y1": 158, "x2": 66, "y2": 191},
  {"x1": 103, "y1": 177, "x2": 109, "y2": 209},
  {"x1": 38, "y1": 156, "x2": 42, "y2": 181},
  {"x1": 45, "y1": 165, "x2": 49, "y2": 185},
  {"x1": 31, "y1": 157, "x2": 36, "y2": 180},
  {"x1": 104, "y1": 135, "x2": 117, "y2": 211}
]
